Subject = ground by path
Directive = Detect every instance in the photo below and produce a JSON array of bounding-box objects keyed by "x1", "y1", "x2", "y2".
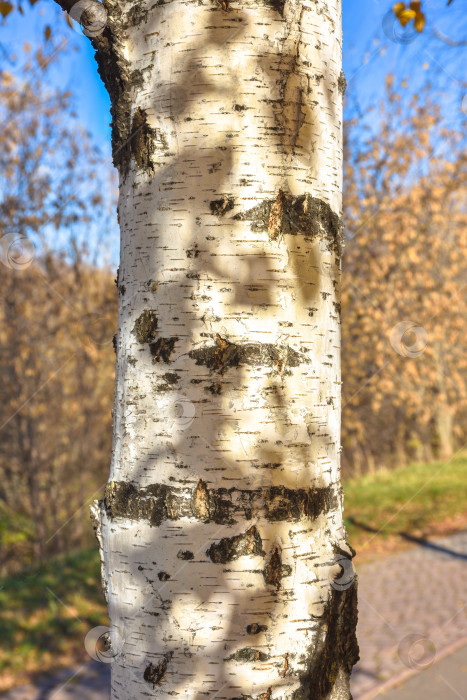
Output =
[
  {"x1": 2, "y1": 531, "x2": 467, "y2": 700},
  {"x1": 369, "y1": 641, "x2": 467, "y2": 700}
]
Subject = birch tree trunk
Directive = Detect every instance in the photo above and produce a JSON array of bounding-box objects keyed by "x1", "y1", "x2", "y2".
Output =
[{"x1": 60, "y1": 0, "x2": 359, "y2": 696}]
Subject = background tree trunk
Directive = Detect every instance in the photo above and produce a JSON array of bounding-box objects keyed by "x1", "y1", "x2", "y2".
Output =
[
  {"x1": 81, "y1": 0, "x2": 358, "y2": 697},
  {"x1": 433, "y1": 341, "x2": 454, "y2": 460}
]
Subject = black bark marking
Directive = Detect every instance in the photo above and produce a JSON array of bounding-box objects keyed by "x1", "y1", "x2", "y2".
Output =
[
  {"x1": 150, "y1": 337, "x2": 178, "y2": 363},
  {"x1": 255, "y1": 462, "x2": 281, "y2": 470},
  {"x1": 234, "y1": 193, "x2": 343, "y2": 257},
  {"x1": 177, "y1": 550, "x2": 194, "y2": 560},
  {"x1": 263, "y1": 547, "x2": 282, "y2": 589},
  {"x1": 90, "y1": 17, "x2": 161, "y2": 177},
  {"x1": 104, "y1": 481, "x2": 337, "y2": 526},
  {"x1": 338, "y1": 71, "x2": 347, "y2": 96},
  {"x1": 158, "y1": 571, "x2": 170, "y2": 581},
  {"x1": 267, "y1": 0, "x2": 285, "y2": 15},
  {"x1": 334, "y1": 540, "x2": 357, "y2": 560},
  {"x1": 104, "y1": 481, "x2": 185, "y2": 526},
  {"x1": 226, "y1": 648, "x2": 269, "y2": 662},
  {"x1": 134, "y1": 310, "x2": 158, "y2": 344},
  {"x1": 207, "y1": 525, "x2": 265, "y2": 563},
  {"x1": 266, "y1": 485, "x2": 334, "y2": 521},
  {"x1": 210, "y1": 195, "x2": 235, "y2": 216},
  {"x1": 186, "y1": 246, "x2": 199, "y2": 258},
  {"x1": 114, "y1": 270, "x2": 126, "y2": 296},
  {"x1": 246, "y1": 623, "x2": 268, "y2": 635},
  {"x1": 205, "y1": 382, "x2": 222, "y2": 395},
  {"x1": 189, "y1": 336, "x2": 310, "y2": 375},
  {"x1": 144, "y1": 653, "x2": 172, "y2": 687},
  {"x1": 130, "y1": 107, "x2": 155, "y2": 172},
  {"x1": 292, "y1": 583, "x2": 359, "y2": 700},
  {"x1": 91, "y1": 26, "x2": 144, "y2": 175},
  {"x1": 191, "y1": 333, "x2": 239, "y2": 374},
  {"x1": 125, "y1": 2, "x2": 149, "y2": 27}
]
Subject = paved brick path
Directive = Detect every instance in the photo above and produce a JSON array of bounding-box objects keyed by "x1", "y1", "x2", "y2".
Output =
[
  {"x1": 3, "y1": 532, "x2": 467, "y2": 700},
  {"x1": 351, "y1": 531, "x2": 467, "y2": 698}
]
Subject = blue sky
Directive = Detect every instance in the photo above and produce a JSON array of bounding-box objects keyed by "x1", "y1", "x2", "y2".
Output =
[
  {"x1": 1, "y1": 0, "x2": 465, "y2": 265},
  {"x1": 2, "y1": 0, "x2": 465, "y2": 148}
]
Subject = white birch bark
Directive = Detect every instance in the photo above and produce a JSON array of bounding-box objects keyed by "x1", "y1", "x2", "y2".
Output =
[{"x1": 65, "y1": 0, "x2": 359, "y2": 697}]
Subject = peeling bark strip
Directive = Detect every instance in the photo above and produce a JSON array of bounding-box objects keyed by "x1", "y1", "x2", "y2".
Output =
[
  {"x1": 192, "y1": 479, "x2": 211, "y2": 521},
  {"x1": 234, "y1": 193, "x2": 343, "y2": 255},
  {"x1": 104, "y1": 481, "x2": 338, "y2": 526},
  {"x1": 268, "y1": 190, "x2": 286, "y2": 241},
  {"x1": 189, "y1": 335, "x2": 311, "y2": 374},
  {"x1": 206, "y1": 525, "x2": 264, "y2": 563}
]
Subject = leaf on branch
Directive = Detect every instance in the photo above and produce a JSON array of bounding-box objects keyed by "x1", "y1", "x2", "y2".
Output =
[
  {"x1": 399, "y1": 9, "x2": 416, "y2": 26},
  {"x1": 393, "y1": 1, "x2": 425, "y2": 32},
  {"x1": 44, "y1": 24, "x2": 52, "y2": 41},
  {"x1": 414, "y1": 10, "x2": 425, "y2": 31},
  {"x1": 0, "y1": 1, "x2": 14, "y2": 19}
]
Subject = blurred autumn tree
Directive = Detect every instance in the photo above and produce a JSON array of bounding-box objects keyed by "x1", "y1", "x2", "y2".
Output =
[
  {"x1": 1, "y1": 43, "x2": 465, "y2": 575},
  {"x1": 0, "y1": 45, "x2": 117, "y2": 574},
  {"x1": 341, "y1": 76, "x2": 467, "y2": 475}
]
